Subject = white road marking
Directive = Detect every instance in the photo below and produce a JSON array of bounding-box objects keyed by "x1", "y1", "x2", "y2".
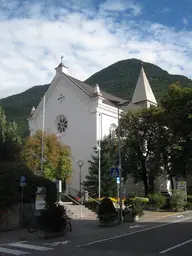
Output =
[
  {"x1": 76, "y1": 217, "x2": 191, "y2": 248},
  {"x1": 129, "y1": 224, "x2": 146, "y2": 229},
  {"x1": 0, "y1": 241, "x2": 27, "y2": 247},
  {"x1": 172, "y1": 215, "x2": 184, "y2": 218},
  {"x1": 9, "y1": 242, "x2": 52, "y2": 251},
  {"x1": 44, "y1": 240, "x2": 70, "y2": 247},
  {"x1": 159, "y1": 238, "x2": 192, "y2": 254},
  {"x1": 0, "y1": 247, "x2": 29, "y2": 255}
]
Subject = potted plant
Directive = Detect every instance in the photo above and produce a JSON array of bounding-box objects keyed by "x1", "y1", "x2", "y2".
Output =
[
  {"x1": 123, "y1": 197, "x2": 144, "y2": 222},
  {"x1": 98, "y1": 197, "x2": 119, "y2": 227},
  {"x1": 37, "y1": 203, "x2": 67, "y2": 238}
]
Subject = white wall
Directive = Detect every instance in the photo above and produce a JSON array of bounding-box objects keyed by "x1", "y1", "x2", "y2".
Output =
[
  {"x1": 28, "y1": 73, "x2": 97, "y2": 194},
  {"x1": 96, "y1": 103, "x2": 119, "y2": 140}
]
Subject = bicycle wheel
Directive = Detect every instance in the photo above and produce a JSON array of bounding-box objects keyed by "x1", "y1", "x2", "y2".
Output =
[
  {"x1": 26, "y1": 218, "x2": 37, "y2": 233},
  {"x1": 65, "y1": 222, "x2": 72, "y2": 232}
]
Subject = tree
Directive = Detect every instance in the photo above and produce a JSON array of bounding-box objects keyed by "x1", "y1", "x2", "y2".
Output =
[
  {"x1": 160, "y1": 83, "x2": 192, "y2": 178},
  {"x1": 0, "y1": 106, "x2": 22, "y2": 161},
  {"x1": 21, "y1": 130, "x2": 72, "y2": 182},
  {"x1": 83, "y1": 138, "x2": 118, "y2": 197},
  {"x1": 120, "y1": 106, "x2": 164, "y2": 196}
]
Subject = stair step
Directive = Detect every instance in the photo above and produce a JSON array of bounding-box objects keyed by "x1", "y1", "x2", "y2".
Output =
[{"x1": 62, "y1": 203, "x2": 97, "y2": 220}]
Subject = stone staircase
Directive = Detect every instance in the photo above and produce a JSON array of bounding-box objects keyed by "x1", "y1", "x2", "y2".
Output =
[{"x1": 60, "y1": 202, "x2": 97, "y2": 220}]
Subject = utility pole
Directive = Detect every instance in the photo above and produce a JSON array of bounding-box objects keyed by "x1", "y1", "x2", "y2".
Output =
[
  {"x1": 41, "y1": 94, "x2": 46, "y2": 176},
  {"x1": 98, "y1": 113, "x2": 101, "y2": 199}
]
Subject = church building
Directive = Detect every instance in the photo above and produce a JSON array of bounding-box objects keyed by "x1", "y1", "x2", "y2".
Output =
[{"x1": 28, "y1": 58, "x2": 161, "y2": 196}]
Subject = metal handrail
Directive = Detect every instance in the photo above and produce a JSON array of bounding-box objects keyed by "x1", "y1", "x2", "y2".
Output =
[
  {"x1": 64, "y1": 193, "x2": 82, "y2": 218},
  {"x1": 69, "y1": 187, "x2": 101, "y2": 204},
  {"x1": 88, "y1": 195, "x2": 101, "y2": 204}
]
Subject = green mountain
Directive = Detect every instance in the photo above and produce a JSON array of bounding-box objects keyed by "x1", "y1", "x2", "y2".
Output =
[
  {"x1": 0, "y1": 58, "x2": 192, "y2": 137},
  {"x1": 85, "y1": 58, "x2": 192, "y2": 100}
]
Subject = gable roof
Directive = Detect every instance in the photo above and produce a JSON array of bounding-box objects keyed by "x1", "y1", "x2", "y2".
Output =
[
  {"x1": 63, "y1": 73, "x2": 128, "y2": 107},
  {"x1": 28, "y1": 72, "x2": 128, "y2": 120}
]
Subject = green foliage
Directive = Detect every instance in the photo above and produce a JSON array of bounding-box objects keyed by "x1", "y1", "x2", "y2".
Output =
[
  {"x1": 0, "y1": 107, "x2": 22, "y2": 161},
  {"x1": 148, "y1": 193, "x2": 166, "y2": 209},
  {"x1": 0, "y1": 161, "x2": 57, "y2": 209},
  {"x1": 0, "y1": 84, "x2": 49, "y2": 137},
  {"x1": 184, "y1": 202, "x2": 192, "y2": 210},
  {"x1": 83, "y1": 138, "x2": 118, "y2": 197},
  {"x1": 161, "y1": 84, "x2": 192, "y2": 176},
  {"x1": 170, "y1": 190, "x2": 187, "y2": 211},
  {"x1": 120, "y1": 106, "x2": 164, "y2": 195},
  {"x1": 124, "y1": 197, "x2": 144, "y2": 217},
  {"x1": 21, "y1": 130, "x2": 72, "y2": 182}
]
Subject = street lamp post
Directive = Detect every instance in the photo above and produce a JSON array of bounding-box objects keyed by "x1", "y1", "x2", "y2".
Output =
[
  {"x1": 77, "y1": 160, "x2": 84, "y2": 198},
  {"x1": 41, "y1": 94, "x2": 46, "y2": 176},
  {"x1": 115, "y1": 100, "x2": 129, "y2": 224}
]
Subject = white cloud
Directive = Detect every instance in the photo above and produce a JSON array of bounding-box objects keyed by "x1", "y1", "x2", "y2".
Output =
[
  {"x1": 99, "y1": 0, "x2": 142, "y2": 16},
  {"x1": 0, "y1": 0, "x2": 192, "y2": 99}
]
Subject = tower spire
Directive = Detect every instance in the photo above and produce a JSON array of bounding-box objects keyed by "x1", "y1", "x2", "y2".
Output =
[{"x1": 131, "y1": 65, "x2": 157, "y2": 106}]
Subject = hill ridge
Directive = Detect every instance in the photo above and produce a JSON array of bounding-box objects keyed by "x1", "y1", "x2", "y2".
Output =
[{"x1": 0, "y1": 59, "x2": 192, "y2": 136}]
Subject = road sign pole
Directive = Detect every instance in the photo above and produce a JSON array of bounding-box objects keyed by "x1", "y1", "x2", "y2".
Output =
[
  {"x1": 116, "y1": 177, "x2": 120, "y2": 204},
  {"x1": 20, "y1": 186, "x2": 24, "y2": 227}
]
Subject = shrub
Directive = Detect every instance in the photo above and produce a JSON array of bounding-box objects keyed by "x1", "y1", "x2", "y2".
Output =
[
  {"x1": 184, "y1": 202, "x2": 192, "y2": 210},
  {"x1": 170, "y1": 190, "x2": 187, "y2": 211},
  {"x1": 37, "y1": 203, "x2": 66, "y2": 232},
  {"x1": 98, "y1": 197, "x2": 116, "y2": 215},
  {"x1": 87, "y1": 196, "x2": 148, "y2": 204},
  {"x1": 187, "y1": 194, "x2": 192, "y2": 203},
  {"x1": 0, "y1": 161, "x2": 57, "y2": 209},
  {"x1": 148, "y1": 193, "x2": 166, "y2": 209},
  {"x1": 124, "y1": 197, "x2": 144, "y2": 217}
]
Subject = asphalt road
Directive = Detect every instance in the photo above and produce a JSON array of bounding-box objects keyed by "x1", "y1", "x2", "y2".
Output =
[{"x1": 1, "y1": 212, "x2": 192, "y2": 256}]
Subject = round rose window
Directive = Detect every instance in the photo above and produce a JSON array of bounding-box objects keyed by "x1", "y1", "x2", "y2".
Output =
[
  {"x1": 55, "y1": 115, "x2": 68, "y2": 136},
  {"x1": 57, "y1": 117, "x2": 68, "y2": 133}
]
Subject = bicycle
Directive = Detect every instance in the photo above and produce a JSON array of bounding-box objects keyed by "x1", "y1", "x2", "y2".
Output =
[
  {"x1": 26, "y1": 212, "x2": 39, "y2": 233},
  {"x1": 26, "y1": 213, "x2": 72, "y2": 233},
  {"x1": 63, "y1": 215, "x2": 72, "y2": 232}
]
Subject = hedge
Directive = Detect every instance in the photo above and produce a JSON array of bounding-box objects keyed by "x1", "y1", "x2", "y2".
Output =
[
  {"x1": 87, "y1": 197, "x2": 149, "y2": 204},
  {"x1": 0, "y1": 161, "x2": 57, "y2": 209}
]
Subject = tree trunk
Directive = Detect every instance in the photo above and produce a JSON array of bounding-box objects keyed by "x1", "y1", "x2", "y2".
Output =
[
  {"x1": 142, "y1": 172, "x2": 149, "y2": 197},
  {"x1": 170, "y1": 175, "x2": 174, "y2": 190},
  {"x1": 141, "y1": 162, "x2": 149, "y2": 197},
  {"x1": 149, "y1": 175, "x2": 155, "y2": 194}
]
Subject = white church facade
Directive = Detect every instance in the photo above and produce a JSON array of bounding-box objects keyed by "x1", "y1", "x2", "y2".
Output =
[{"x1": 28, "y1": 59, "x2": 170, "y2": 197}]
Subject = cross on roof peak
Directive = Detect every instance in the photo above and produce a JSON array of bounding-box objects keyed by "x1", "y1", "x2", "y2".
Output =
[{"x1": 60, "y1": 55, "x2": 64, "y2": 64}]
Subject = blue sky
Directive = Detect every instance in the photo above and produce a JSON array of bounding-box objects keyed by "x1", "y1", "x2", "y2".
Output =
[{"x1": 0, "y1": 0, "x2": 192, "y2": 98}]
